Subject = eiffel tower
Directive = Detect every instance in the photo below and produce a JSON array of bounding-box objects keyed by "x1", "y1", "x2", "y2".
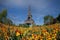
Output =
[{"x1": 24, "y1": 6, "x2": 35, "y2": 26}]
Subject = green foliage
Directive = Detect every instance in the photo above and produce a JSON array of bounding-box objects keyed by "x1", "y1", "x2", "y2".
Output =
[
  {"x1": 0, "y1": 9, "x2": 7, "y2": 23},
  {"x1": 56, "y1": 14, "x2": 60, "y2": 23},
  {"x1": 0, "y1": 9, "x2": 13, "y2": 25},
  {"x1": 19, "y1": 24, "x2": 29, "y2": 28},
  {"x1": 4, "y1": 18, "x2": 13, "y2": 25},
  {"x1": 44, "y1": 15, "x2": 54, "y2": 25},
  {"x1": 56, "y1": 31, "x2": 60, "y2": 40},
  {"x1": 1, "y1": 9, "x2": 7, "y2": 18}
]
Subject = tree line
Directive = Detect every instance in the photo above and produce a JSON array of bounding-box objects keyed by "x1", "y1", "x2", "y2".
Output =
[
  {"x1": 0, "y1": 9, "x2": 13, "y2": 25},
  {"x1": 0, "y1": 9, "x2": 60, "y2": 26},
  {"x1": 44, "y1": 14, "x2": 60, "y2": 25}
]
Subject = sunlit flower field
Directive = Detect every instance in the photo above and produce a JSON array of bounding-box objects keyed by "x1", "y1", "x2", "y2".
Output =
[{"x1": 0, "y1": 23, "x2": 60, "y2": 40}]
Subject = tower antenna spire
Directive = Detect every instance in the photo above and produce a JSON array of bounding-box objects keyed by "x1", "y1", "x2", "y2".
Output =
[
  {"x1": 24, "y1": 5, "x2": 35, "y2": 26},
  {"x1": 28, "y1": 5, "x2": 31, "y2": 16}
]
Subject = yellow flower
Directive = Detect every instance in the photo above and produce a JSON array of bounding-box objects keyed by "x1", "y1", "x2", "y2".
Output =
[
  {"x1": 40, "y1": 39, "x2": 43, "y2": 40},
  {"x1": 48, "y1": 38, "x2": 52, "y2": 40},
  {"x1": 32, "y1": 34, "x2": 34, "y2": 39},
  {"x1": 16, "y1": 32, "x2": 20, "y2": 36}
]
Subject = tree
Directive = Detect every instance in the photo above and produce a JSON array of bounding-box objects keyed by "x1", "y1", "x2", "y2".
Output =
[
  {"x1": 2, "y1": 9, "x2": 7, "y2": 18},
  {"x1": 3, "y1": 18, "x2": 13, "y2": 25},
  {"x1": 0, "y1": 13, "x2": 3, "y2": 22},
  {"x1": 56, "y1": 14, "x2": 60, "y2": 23},
  {"x1": 0, "y1": 9, "x2": 7, "y2": 23},
  {"x1": 0, "y1": 9, "x2": 13, "y2": 25},
  {"x1": 44, "y1": 15, "x2": 54, "y2": 25},
  {"x1": 53, "y1": 18, "x2": 57, "y2": 24}
]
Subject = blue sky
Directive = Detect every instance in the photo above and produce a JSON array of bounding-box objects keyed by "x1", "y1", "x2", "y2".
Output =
[{"x1": 0, "y1": 0, "x2": 60, "y2": 25}]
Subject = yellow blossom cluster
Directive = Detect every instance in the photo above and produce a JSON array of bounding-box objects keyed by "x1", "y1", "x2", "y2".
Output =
[{"x1": 0, "y1": 23, "x2": 60, "y2": 40}]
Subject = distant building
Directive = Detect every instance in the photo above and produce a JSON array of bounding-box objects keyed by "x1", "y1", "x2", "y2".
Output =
[{"x1": 24, "y1": 6, "x2": 35, "y2": 26}]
